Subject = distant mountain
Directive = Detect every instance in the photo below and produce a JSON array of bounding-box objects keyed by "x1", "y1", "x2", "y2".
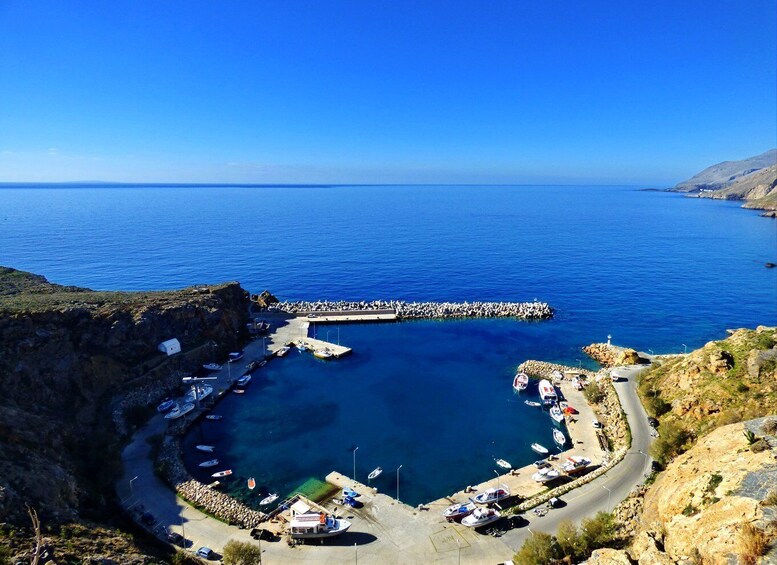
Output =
[{"x1": 671, "y1": 149, "x2": 776, "y2": 193}]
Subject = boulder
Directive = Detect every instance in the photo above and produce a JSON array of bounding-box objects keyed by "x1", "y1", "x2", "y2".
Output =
[{"x1": 587, "y1": 548, "x2": 635, "y2": 564}]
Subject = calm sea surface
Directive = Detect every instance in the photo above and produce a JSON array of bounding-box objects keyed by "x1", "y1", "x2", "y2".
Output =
[{"x1": 1, "y1": 184, "x2": 775, "y2": 504}]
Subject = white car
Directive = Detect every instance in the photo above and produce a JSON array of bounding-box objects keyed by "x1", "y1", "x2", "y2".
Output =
[
  {"x1": 196, "y1": 547, "x2": 213, "y2": 559},
  {"x1": 592, "y1": 419, "x2": 603, "y2": 429}
]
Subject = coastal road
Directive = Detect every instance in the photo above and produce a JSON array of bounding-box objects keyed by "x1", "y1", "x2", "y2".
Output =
[{"x1": 499, "y1": 364, "x2": 654, "y2": 551}]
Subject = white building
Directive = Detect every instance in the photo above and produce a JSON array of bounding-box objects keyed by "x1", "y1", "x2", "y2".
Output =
[{"x1": 158, "y1": 338, "x2": 181, "y2": 356}]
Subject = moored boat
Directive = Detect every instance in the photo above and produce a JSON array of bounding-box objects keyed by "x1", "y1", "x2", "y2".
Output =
[
  {"x1": 156, "y1": 399, "x2": 175, "y2": 413},
  {"x1": 313, "y1": 349, "x2": 333, "y2": 359},
  {"x1": 276, "y1": 346, "x2": 291, "y2": 357},
  {"x1": 549, "y1": 404, "x2": 565, "y2": 424},
  {"x1": 532, "y1": 468, "x2": 560, "y2": 483},
  {"x1": 260, "y1": 493, "x2": 279, "y2": 506},
  {"x1": 531, "y1": 443, "x2": 549, "y2": 455},
  {"x1": 199, "y1": 459, "x2": 219, "y2": 468},
  {"x1": 236, "y1": 374, "x2": 251, "y2": 387},
  {"x1": 196, "y1": 445, "x2": 215, "y2": 453},
  {"x1": 525, "y1": 400, "x2": 541, "y2": 407},
  {"x1": 538, "y1": 379, "x2": 558, "y2": 404},
  {"x1": 473, "y1": 487, "x2": 510, "y2": 504},
  {"x1": 495, "y1": 458, "x2": 511, "y2": 470},
  {"x1": 512, "y1": 372, "x2": 529, "y2": 392},
  {"x1": 443, "y1": 501, "x2": 477, "y2": 521},
  {"x1": 289, "y1": 511, "x2": 351, "y2": 539},
  {"x1": 211, "y1": 469, "x2": 232, "y2": 478},
  {"x1": 184, "y1": 384, "x2": 213, "y2": 404},
  {"x1": 202, "y1": 363, "x2": 222, "y2": 371},
  {"x1": 562, "y1": 455, "x2": 592, "y2": 475},
  {"x1": 205, "y1": 414, "x2": 222, "y2": 421},
  {"x1": 233, "y1": 388, "x2": 246, "y2": 394},
  {"x1": 368, "y1": 467, "x2": 383, "y2": 480},
  {"x1": 228, "y1": 351, "x2": 244, "y2": 362},
  {"x1": 164, "y1": 402, "x2": 195, "y2": 420},
  {"x1": 461, "y1": 507, "x2": 501, "y2": 528},
  {"x1": 553, "y1": 428, "x2": 567, "y2": 446},
  {"x1": 247, "y1": 477, "x2": 256, "y2": 490}
]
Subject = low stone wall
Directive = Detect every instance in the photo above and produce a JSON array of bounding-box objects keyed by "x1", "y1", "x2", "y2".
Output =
[
  {"x1": 591, "y1": 375, "x2": 631, "y2": 451},
  {"x1": 271, "y1": 299, "x2": 554, "y2": 320},
  {"x1": 518, "y1": 360, "x2": 596, "y2": 379}
]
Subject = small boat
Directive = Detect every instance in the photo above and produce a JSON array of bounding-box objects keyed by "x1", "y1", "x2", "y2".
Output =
[
  {"x1": 211, "y1": 469, "x2": 233, "y2": 478},
  {"x1": 531, "y1": 443, "x2": 549, "y2": 455},
  {"x1": 313, "y1": 349, "x2": 333, "y2": 359},
  {"x1": 553, "y1": 429, "x2": 567, "y2": 446},
  {"x1": 236, "y1": 375, "x2": 251, "y2": 387},
  {"x1": 233, "y1": 389, "x2": 246, "y2": 394},
  {"x1": 443, "y1": 501, "x2": 477, "y2": 521},
  {"x1": 538, "y1": 379, "x2": 558, "y2": 403},
  {"x1": 202, "y1": 363, "x2": 222, "y2": 371},
  {"x1": 259, "y1": 493, "x2": 279, "y2": 506},
  {"x1": 247, "y1": 478, "x2": 256, "y2": 490},
  {"x1": 196, "y1": 445, "x2": 215, "y2": 453},
  {"x1": 512, "y1": 372, "x2": 529, "y2": 392},
  {"x1": 495, "y1": 458, "x2": 512, "y2": 470},
  {"x1": 245, "y1": 360, "x2": 260, "y2": 372},
  {"x1": 342, "y1": 487, "x2": 359, "y2": 498},
  {"x1": 368, "y1": 467, "x2": 383, "y2": 480},
  {"x1": 205, "y1": 414, "x2": 223, "y2": 421},
  {"x1": 276, "y1": 346, "x2": 291, "y2": 357},
  {"x1": 562, "y1": 455, "x2": 592, "y2": 475},
  {"x1": 199, "y1": 459, "x2": 219, "y2": 468},
  {"x1": 473, "y1": 487, "x2": 510, "y2": 504},
  {"x1": 551, "y1": 370, "x2": 564, "y2": 381},
  {"x1": 532, "y1": 468, "x2": 560, "y2": 483},
  {"x1": 549, "y1": 404, "x2": 565, "y2": 425},
  {"x1": 164, "y1": 402, "x2": 195, "y2": 420},
  {"x1": 259, "y1": 360, "x2": 267, "y2": 367},
  {"x1": 461, "y1": 507, "x2": 501, "y2": 528},
  {"x1": 228, "y1": 352, "x2": 244, "y2": 362},
  {"x1": 525, "y1": 400, "x2": 542, "y2": 407},
  {"x1": 156, "y1": 399, "x2": 175, "y2": 413},
  {"x1": 289, "y1": 512, "x2": 351, "y2": 539},
  {"x1": 297, "y1": 342, "x2": 308, "y2": 352},
  {"x1": 184, "y1": 384, "x2": 213, "y2": 404}
]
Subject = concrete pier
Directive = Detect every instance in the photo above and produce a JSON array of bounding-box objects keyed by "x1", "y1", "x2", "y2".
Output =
[{"x1": 296, "y1": 337, "x2": 352, "y2": 358}]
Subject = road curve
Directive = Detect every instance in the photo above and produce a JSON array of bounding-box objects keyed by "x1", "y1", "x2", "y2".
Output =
[{"x1": 500, "y1": 363, "x2": 654, "y2": 552}]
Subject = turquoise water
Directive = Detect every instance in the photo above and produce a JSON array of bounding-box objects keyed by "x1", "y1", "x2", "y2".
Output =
[{"x1": 1, "y1": 184, "x2": 775, "y2": 504}]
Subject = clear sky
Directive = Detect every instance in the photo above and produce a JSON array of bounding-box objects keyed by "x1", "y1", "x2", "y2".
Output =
[{"x1": 0, "y1": 1, "x2": 775, "y2": 185}]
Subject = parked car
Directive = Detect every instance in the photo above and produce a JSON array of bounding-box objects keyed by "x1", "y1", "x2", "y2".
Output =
[
  {"x1": 548, "y1": 497, "x2": 561, "y2": 508},
  {"x1": 592, "y1": 419, "x2": 603, "y2": 429},
  {"x1": 166, "y1": 532, "x2": 184, "y2": 547},
  {"x1": 534, "y1": 459, "x2": 551, "y2": 469},
  {"x1": 196, "y1": 547, "x2": 214, "y2": 559},
  {"x1": 647, "y1": 416, "x2": 659, "y2": 427}
]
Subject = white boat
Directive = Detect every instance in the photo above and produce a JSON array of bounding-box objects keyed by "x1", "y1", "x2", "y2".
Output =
[
  {"x1": 196, "y1": 445, "x2": 215, "y2": 453},
  {"x1": 247, "y1": 478, "x2": 256, "y2": 490},
  {"x1": 538, "y1": 379, "x2": 558, "y2": 403},
  {"x1": 443, "y1": 500, "x2": 477, "y2": 521},
  {"x1": 512, "y1": 372, "x2": 529, "y2": 392},
  {"x1": 495, "y1": 458, "x2": 512, "y2": 470},
  {"x1": 473, "y1": 487, "x2": 510, "y2": 504},
  {"x1": 236, "y1": 374, "x2": 251, "y2": 387},
  {"x1": 156, "y1": 399, "x2": 175, "y2": 412},
  {"x1": 368, "y1": 467, "x2": 383, "y2": 480},
  {"x1": 205, "y1": 414, "x2": 222, "y2": 421},
  {"x1": 553, "y1": 429, "x2": 567, "y2": 446},
  {"x1": 562, "y1": 455, "x2": 592, "y2": 475},
  {"x1": 531, "y1": 443, "x2": 549, "y2": 455},
  {"x1": 276, "y1": 346, "x2": 291, "y2": 357},
  {"x1": 184, "y1": 384, "x2": 213, "y2": 404},
  {"x1": 233, "y1": 388, "x2": 246, "y2": 394},
  {"x1": 228, "y1": 352, "x2": 244, "y2": 362},
  {"x1": 297, "y1": 342, "x2": 308, "y2": 352},
  {"x1": 532, "y1": 468, "x2": 560, "y2": 483},
  {"x1": 525, "y1": 400, "x2": 541, "y2": 407},
  {"x1": 259, "y1": 493, "x2": 279, "y2": 506},
  {"x1": 199, "y1": 459, "x2": 219, "y2": 468},
  {"x1": 461, "y1": 507, "x2": 501, "y2": 528},
  {"x1": 549, "y1": 404, "x2": 565, "y2": 425},
  {"x1": 164, "y1": 402, "x2": 195, "y2": 420},
  {"x1": 313, "y1": 349, "x2": 333, "y2": 359},
  {"x1": 551, "y1": 370, "x2": 564, "y2": 381},
  {"x1": 211, "y1": 469, "x2": 232, "y2": 478},
  {"x1": 290, "y1": 512, "x2": 351, "y2": 539},
  {"x1": 203, "y1": 363, "x2": 222, "y2": 371}
]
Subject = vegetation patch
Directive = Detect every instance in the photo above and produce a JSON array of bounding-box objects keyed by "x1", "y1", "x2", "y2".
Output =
[{"x1": 513, "y1": 512, "x2": 619, "y2": 564}]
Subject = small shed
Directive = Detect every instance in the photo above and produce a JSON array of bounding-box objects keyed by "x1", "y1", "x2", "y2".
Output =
[{"x1": 158, "y1": 338, "x2": 181, "y2": 356}]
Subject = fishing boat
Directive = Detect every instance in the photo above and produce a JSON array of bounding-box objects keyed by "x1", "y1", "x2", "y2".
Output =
[
  {"x1": 233, "y1": 388, "x2": 246, "y2": 394},
  {"x1": 313, "y1": 349, "x2": 333, "y2": 359},
  {"x1": 289, "y1": 512, "x2": 351, "y2": 539},
  {"x1": 205, "y1": 414, "x2": 222, "y2": 421},
  {"x1": 164, "y1": 402, "x2": 195, "y2": 420},
  {"x1": 538, "y1": 379, "x2": 558, "y2": 404},
  {"x1": 562, "y1": 456, "x2": 592, "y2": 475},
  {"x1": 276, "y1": 346, "x2": 291, "y2": 357},
  {"x1": 532, "y1": 468, "x2": 560, "y2": 483},
  {"x1": 202, "y1": 363, "x2": 222, "y2": 371},
  {"x1": 211, "y1": 470, "x2": 232, "y2": 478},
  {"x1": 531, "y1": 443, "x2": 549, "y2": 455},
  {"x1": 236, "y1": 374, "x2": 251, "y2": 387},
  {"x1": 461, "y1": 507, "x2": 501, "y2": 528},
  {"x1": 228, "y1": 351, "x2": 244, "y2": 362},
  {"x1": 512, "y1": 372, "x2": 529, "y2": 392},
  {"x1": 259, "y1": 493, "x2": 279, "y2": 506},
  {"x1": 495, "y1": 458, "x2": 512, "y2": 470},
  {"x1": 196, "y1": 445, "x2": 215, "y2": 453},
  {"x1": 156, "y1": 399, "x2": 175, "y2": 413},
  {"x1": 549, "y1": 404, "x2": 565, "y2": 425},
  {"x1": 184, "y1": 384, "x2": 213, "y2": 404},
  {"x1": 553, "y1": 429, "x2": 567, "y2": 446},
  {"x1": 525, "y1": 400, "x2": 542, "y2": 407},
  {"x1": 368, "y1": 467, "x2": 383, "y2": 480},
  {"x1": 473, "y1": 487, "x2": 510, "y2": 504},
  {"x1": 199, "y1": 459, "x2": 219, "y2": 468},
  {"x1": 247, "y1": 478, "x2": 256, "y2": 490},
  {"x1": 443, "y1": 501, "x2": 477, "y2": 521}
]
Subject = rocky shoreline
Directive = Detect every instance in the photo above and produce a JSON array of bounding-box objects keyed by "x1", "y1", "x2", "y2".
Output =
[
  {"x1": 518, "y1": 359, "x2": 596, "y2": 379},
  {"x1": 272, "y1": 299, "x2": 554, "y2": 320}
]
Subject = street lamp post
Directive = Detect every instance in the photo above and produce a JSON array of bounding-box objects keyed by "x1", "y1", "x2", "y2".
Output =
[
  {"x1": 638, "y1": 450, "x2": 649, "y2": 475},
  {"x1": 648, "y1": 349, "x2": 654, "y2": 357},
  {"x1": 494, "y1": 469, "x2": 499, "y2": 490},
  {"x1": 682, "y1": 343, "x2": 688, "y2": 354},
  {"x1": 129, "y1": 475, "x2": 138, "y2": 496},
  {"x1": 577, "y1": 358, "x2": 582, "y2": 369},
  {"x1": 396, "y1": 465, "x2": 403, "y2": 503},
  {"x1": 602, "y1": 485, "x2": 612, "y2": 513},
  {"x1": 456, "y1": 536, "x2": 461, "y2": 565},
  {"x1": 353, "y1": 446, "x2": 359, "y2": 484}
]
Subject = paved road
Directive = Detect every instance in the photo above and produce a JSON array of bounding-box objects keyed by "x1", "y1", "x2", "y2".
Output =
[{"x1": 499, "y1": 363, "x2": 654, "y2": 551}]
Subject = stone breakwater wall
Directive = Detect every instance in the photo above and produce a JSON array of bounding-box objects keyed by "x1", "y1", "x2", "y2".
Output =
[
  {"x1": 157, "y1": 435, "x2": 265, "y2": 528},
  {"x1": 272, "y1": 299, "x2": 554, "y2": 320},
  {"x1": 518, "y1": 360, "x2": 596, "y2": 379},
  {"x1": 584, "y1": 343, "x2": 642, "y2": 367}
]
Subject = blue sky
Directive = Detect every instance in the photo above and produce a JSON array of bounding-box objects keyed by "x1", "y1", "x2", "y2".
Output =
[{"x1": 0, "y1": 1, "x2": 775, "y2": 184}]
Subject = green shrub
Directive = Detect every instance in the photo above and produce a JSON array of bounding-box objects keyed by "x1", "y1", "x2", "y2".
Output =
[
  {"x1": 579, "y1": 511, "x2": 617, "y2": 553},
  {"x1": 555, "y1": 519, "x2": 582, "y2": 561},
  {"x1": 650, "y1": 421, "x2": 692, "y2": 465},
  {"x1": 584, "y1": 381, "x2": 607, "y2": 404},
  {"x1": 682, "y1": 503, "x2": 698, "y2": 516},
  {"x1": 744, "y1": 429, "x2": 757, "y2": 444},
  {"x1": 222, "y1": 539, "x2": 263, "y2": 565},
  {"x1": 514, "y1": 531, "x2": 558, "y2": 565}
]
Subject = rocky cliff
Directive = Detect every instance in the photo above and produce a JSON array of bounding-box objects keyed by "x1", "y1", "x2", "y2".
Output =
[
  {"x1": 0, "y1": 267, "x2": 250, "y2": 561},
  {"x1": 671, "y1": 149, "x2": 776, "y2": 193}
]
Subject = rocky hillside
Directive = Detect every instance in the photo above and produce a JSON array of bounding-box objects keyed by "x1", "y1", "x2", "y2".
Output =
[
  {"x1": 0, "y1": 267, "x2": 249, "y2": 562},
  {"x1": 671, "y1": 149, "x2": 776, "y2": 193}
]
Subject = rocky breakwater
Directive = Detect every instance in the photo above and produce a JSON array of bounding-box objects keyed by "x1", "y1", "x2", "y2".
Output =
[
  {"x1": 157, "y1": 436, "x2": 265, "y2": 529},
  {"x1": 273, "y1": 299, "x2": 554, "y2": 320},
  {"x1": 0, "y1": 267, "x2": 249, "y2": 527},
  {"x1": 518, "y1": 360, "x2": 596, "y2": 379},
  {"x1": 584, "y1": 343, "x2": 642, "y2": 367}
]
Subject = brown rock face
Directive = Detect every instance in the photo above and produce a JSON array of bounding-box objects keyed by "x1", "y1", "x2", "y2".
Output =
[{"x1": 587, "y1": 548, "x2": 635, "y2": 564}]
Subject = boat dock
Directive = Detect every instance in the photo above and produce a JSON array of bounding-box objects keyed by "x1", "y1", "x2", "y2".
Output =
[
  {"x1": 302, "y1": 309, "x2": 397, "y2": 323},
  {"x1": 296, "y1": 336, "x2": 352, "y2": 358}
]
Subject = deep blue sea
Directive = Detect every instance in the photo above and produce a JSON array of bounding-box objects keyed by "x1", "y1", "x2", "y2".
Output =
[{"x1": 2, "y1": 184, "x2": 775, "y2": 504}]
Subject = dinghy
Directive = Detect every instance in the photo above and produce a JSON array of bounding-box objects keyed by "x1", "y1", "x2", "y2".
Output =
[
  {"x1": 368, "y1": 467, "x2": 383, "y2": 480},
  {"x1": 202, "y1": 363, "x2": 221, "y2": 371},
  {"x1": 196, "y1": 445, "x2": 215, "y2": 453},
  {"x1": 525, "y1": 400, "x2": 541, "y2": 407},
  {"x1": 531, "y1": 443, "x2": 549, "y2": 455},
  {"x1": 553, "y1": 429, "x2": 567, "y2": 446},
  {"x1": 199, "y1": 459, "x2": 219, "y2": 468},
  {"x1": 247, "y1": 478, "x2": 256, "y2": 490},
  {"x1": 205, "y1": 414, "x2": 222, "y2": 421},
  {"x1": 228, "y1": 352, "x2": 244, "y2": 362},
  {"x1": 495, "y1": 458, "x2": 512, "y2": 470},
  {"x1": 512, "y1": 372, "x2": 529, "y2": 392},
  {"x1": 211, "y1": 469, "x2": 232, "y2": 478},
  {"x1": 259, "y1": 493, "x2": 279, "y2": 506}
]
